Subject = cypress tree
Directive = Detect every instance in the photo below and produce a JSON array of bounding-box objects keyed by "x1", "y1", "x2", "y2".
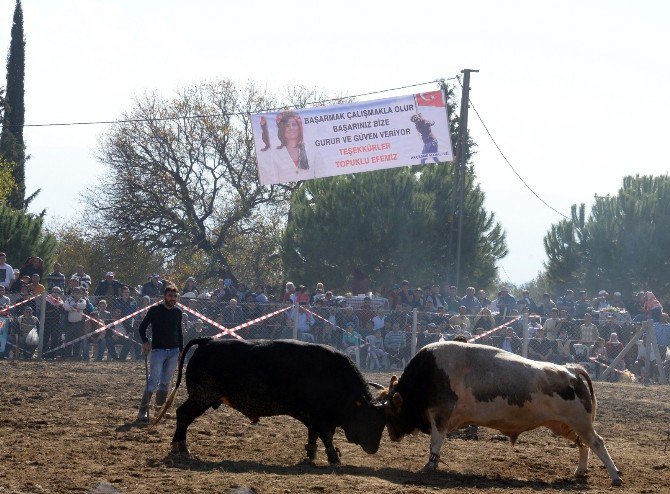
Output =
[{"x1": 0, "y1": 0, "x2": 26, "y2": 209}]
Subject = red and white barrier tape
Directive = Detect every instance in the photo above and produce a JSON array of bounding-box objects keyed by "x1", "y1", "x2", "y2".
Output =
[
  {"x1": 468, "y1": 316, "x2": 521, "y2": 343},
  {"x1": 44, "y1": 300, "x2": 159, "y2": 354},
  {"x1": 0, "y1": 294, "x2": 40, "y2": 315},
  {"x1": 216, "y1": 305, "x2": 292, "y2": 339},
  {"x1": 302, "y1": 307, "x2": 364, "y2": 344},
  {"x1": 177, "y1": 302, "x2": 242, "y2": 340}
]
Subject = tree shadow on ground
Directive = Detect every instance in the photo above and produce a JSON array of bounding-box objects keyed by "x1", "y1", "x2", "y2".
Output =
[{"x1": 152, "y1": 455, "x2": 591, "y2": 491}]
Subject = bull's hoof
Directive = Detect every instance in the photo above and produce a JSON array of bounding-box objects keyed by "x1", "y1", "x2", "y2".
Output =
[
  {"x1": 420, "y1": 462, "x2": 438, "y2": 473},
  {"x1": 611, "y1": 478, "x2": 623, "y2": 487},
  {"x1": 304, "y1": 443, "x2": 317, "y2": 461},
  {"x1": 170, "y1": 441, "x2": 190, "y2": 456},
  {"x1": 325, "y1": 446, "x2": 341, "y2": 465},
  {"x1": 574, "y1": 469, "x2": 588, "y2": 478}
]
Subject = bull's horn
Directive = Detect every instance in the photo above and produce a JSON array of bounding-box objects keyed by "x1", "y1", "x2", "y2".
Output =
[{"x1": 367, "y1": 382, "x2": 385, "y2": 390}]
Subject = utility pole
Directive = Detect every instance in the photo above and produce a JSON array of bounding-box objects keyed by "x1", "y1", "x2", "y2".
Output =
[{"x1": 454, "y1": 69, "x2": 478, "y2": 291}]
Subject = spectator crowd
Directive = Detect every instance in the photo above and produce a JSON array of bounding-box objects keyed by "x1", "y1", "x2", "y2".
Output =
[{"x1": 1, "y1": 252, "x2": 669, "y2": 384}]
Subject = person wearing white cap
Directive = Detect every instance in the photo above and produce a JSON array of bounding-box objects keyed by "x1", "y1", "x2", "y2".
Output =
[
  {"x1": 94, "y1": 271, "x2": 129, "y2": 298},
  {"x1": 593, "y1": 290, "x2": 611, "y2": 310}
]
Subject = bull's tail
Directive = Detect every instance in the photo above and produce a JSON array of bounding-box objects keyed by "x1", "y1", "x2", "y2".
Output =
[
  {"x1": 568, "y1": 363, "x2": 597, "y2": 420},
  {"x1": 148, "y1": 338, "x2": 212, "y2": 431}
]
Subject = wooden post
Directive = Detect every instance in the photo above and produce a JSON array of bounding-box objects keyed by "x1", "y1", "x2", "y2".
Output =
[
  {"x1": 648, "y1": 321, "x2": 668, "y2": 384},
  {"x1": 411, "y1": 308, "x2": 418, "y2": 357},
  {"x1": 601, "y1": 324, "x2": 644, "y2": 380},
  {"x1": 522, "y1": 312, "x2": 529, "y2": 358}
]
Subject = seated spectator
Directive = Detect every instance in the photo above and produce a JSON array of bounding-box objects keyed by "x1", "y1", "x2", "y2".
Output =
[
  {"x1": 644, "y1": 291, "x2": 663, "y2": 322},
  {"x1": 336, "y1": 305, "x2": 360, "y2": 332},
  {"x1": 634, "y1": 335, "x2": 660, "y2": 383},
  {"x1": 142, "y1": 274, "x2": 165, "y2": 297},
  {"x1": 498, "y1": 327, "x2": 521, "y2": 354},
  {"x1": 366, "y1": 328, "x2": 388, "y2": 370},
  {"x1": 46, "y1": 263, "x2": 66, "y2": 292},
  {"x1": 528, "y1": 333, "x2": 556, "y2": 362},
  {"x1": 450, "y1": 306, "x2": 472, "y2": 332},
  {"x1": 611, "y1": 291, "x2": 626, "y2": 309},
  {"x1": 542, "y1": 308, "x2": 561, "y2": 339},
  {"x1": 371, "y1": 309, "x2": 386, "y2": 332},
  {"x1": 222, "y1": 298, "x2": 246, "y2": 328},
  {"x1": 445, "y1": 285, "x2": 460, "y2": 312},
  {"x1": 590, "y1": 337, "x2": 607, "y2": 378},
  {"x1": 472, "y1": 307, "x2": 493, "y2": 334},
  {"x1": 425, "y1": 284, "x2": 446, "y2": 310},
  {"x1": 579, "y1": 312, "x2": 599, "y2": 344},
  {"x1": 599, "y1": 314, "x2": 621, "y2": 340},
  {"x1": 555, "y1": 328, "x2": 574, "y2": 364},
  {"x1": 9, "y1": 270, "x2": 25, "y2": 293},
  {"x1": 527, "y1": 314, "x2": 542, "y2": 338},
  {"x1": 182, "y1": 277, "x2": 199, "y2": 298},
  {"x1": 476, "y1": 289, "x2": 492, "y2": 312},
  {"x1": 254, "y1": 284, "x2": 268, "y2": 305},
  {"x1": 283, "y1": 282, "x2": 296, "y2": 304},
  {"x1": 341, "y1": 322, "x2": 362, "y2": 363},
  {"x1": 388, "y1": 284, "x2": 401, "y2": 310},
  {"x1": 495, "y1": 287, "x2": 517, "y2": 318},
  {"x1": 592, "y1": 290, "x2": 611, "y2": 310},
  {"x1": 0, "y1": 285, "x2": 10, "y2": 308},
  {"x1": 310, "y1": 282, "x2": 325, "y2": 304}
]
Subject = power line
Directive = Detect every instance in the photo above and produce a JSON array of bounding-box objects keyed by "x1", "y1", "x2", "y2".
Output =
[
  {"x1": 21, "y1": 78, "x2": 457, "y2": 129},
  {"x1": 456, "y1": 77, "x2": 570, "y2": 220}
]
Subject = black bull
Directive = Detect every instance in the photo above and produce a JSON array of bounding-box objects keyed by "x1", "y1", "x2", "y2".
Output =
[{"x1": 152, "y1": 338, "x2": 386, "y2": 464}]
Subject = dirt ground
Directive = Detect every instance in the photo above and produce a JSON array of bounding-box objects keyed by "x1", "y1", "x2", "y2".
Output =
[{"x1": 1, "y1": 360, "x2": 669, "y2": 494}]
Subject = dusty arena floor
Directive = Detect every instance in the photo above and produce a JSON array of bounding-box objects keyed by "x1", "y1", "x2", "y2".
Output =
[{"x1": 1, "y1": 361, "x2": 669, "y2": 494}]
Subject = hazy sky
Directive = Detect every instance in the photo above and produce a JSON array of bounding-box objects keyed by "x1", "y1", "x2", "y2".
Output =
[{"x1": 1, "y1": 0, "x2": 668, "y2": 284}]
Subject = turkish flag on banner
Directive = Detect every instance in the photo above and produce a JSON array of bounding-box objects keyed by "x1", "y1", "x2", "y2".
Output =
[{"x1": 415, "y1": 90, "x2": 445, "y2": 107}]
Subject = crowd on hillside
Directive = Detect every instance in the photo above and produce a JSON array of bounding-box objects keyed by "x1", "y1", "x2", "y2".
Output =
[{"x1": 1, "y1": 252, "x2": 669, "y2": 383}]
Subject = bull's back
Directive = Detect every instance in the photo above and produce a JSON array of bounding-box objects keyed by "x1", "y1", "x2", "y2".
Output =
[{"x1": 185, "y1": 339, "x2": 367, "y2": 420}]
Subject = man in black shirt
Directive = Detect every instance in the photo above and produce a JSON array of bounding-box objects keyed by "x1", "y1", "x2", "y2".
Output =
[{"x1": 136, "y1": 285, "x2": 183, "y2": 422}]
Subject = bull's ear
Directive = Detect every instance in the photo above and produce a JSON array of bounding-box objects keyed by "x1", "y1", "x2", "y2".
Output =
[
  {"x1": 392, "y1": 392, "x2": 403, "y2": 410},
  {"x1": 355, "y1": 399, "x2": 362, "y2": 407},
  {"x1": 390, "y1": 375, "x2": 398, "y2": 389}
]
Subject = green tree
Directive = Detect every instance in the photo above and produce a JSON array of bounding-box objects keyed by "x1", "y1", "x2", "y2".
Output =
[
  {"x1": 542, "y1": 175, "x2": 670, "y2": 299},
  {"x1": 0, "y1": 1, "x2": 26, "y2": 209},
  {"x1": 0, "y1": 204, "x2": 57, "y2": 269}
]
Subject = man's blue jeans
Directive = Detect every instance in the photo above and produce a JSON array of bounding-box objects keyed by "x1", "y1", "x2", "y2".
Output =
[{"x1": 146, "y1": 347, "x2": 180, "y2": 393}]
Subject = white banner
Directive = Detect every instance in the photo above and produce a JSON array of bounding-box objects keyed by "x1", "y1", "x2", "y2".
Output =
[{"x1": 251, "y1": 90, "x2": 454, "y2": 185}]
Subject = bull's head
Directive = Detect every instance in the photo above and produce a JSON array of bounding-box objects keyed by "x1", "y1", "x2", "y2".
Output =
[
  {"x1": 377, "y1": 375, "x2": 413, "y2": 442},
  {"x1": 341, "y1": 386, "x2": 387, "y2": 454}
]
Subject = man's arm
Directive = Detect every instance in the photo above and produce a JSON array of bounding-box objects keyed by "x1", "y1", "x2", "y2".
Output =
[
  {"x1": 137, "y1": 306, "x2": 154, "y2": 343},
  {"x1": 177, "y1": 310, "x2": 183, "y2": 352}
]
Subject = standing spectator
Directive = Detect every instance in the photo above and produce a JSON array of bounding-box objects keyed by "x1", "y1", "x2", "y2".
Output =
[
  {"x1": 472, "y1": 307, "x2": 494, "y2": 334},
  {"x1": 19, "y1": 257, "x2": 44, "y2": 279},
  {"x1": 142, "y1": 274, "x2": 165, "y2": 297},
  {"x1": 0, "y1": 253, "x2": 14, "y2": 289},
  {"x1": 295, "y1": 285, "x2": 310, "y2": 305},
  {"x1": 213, "y1": 279, "x2": 232, "y2": 302},
  {"x1": 372, "y1": 309, "x2": 386, "y2": 332},
  {"x1": 366, "y1": 328, "x2": 388, "y2": 370},
  {"x1": 351, "y1": 267, "x2": 370, "y2": 296},
  {"x1": 254, "y1": 284, "x2": 268, "y2": 305},
  {"x1": 311, "y1": 282, "x2": 325, "y2": 303},
  {"x1": 460, "y1": 287, "x2": 481, "y2": 315},
  {"x1": 628, "y1": 291, "x2": 646, "y2": 319},
  {"x1": 611, "y1": 291, "x2": 626, "y2": 309},
  {"x1": 71, "y1": 265, "x2": 92, "y2": 290},
  {"x1": 115, "y1": 286, "x2": 139, "y2": 360},
  {"x1": 516, "y1": 290, "x2": 538, "y2": 314},
  {"x1": 12, "y1": 285, "x2": 37, "y2": 316},
  {"x1": 43, "y1": 287, "x2": 64, "y2": 356},
  {"x1": 17, "y1": 307, "x2": 39, "y2": 359},
  {"x1": 604, "y1": 333, "x2": 625, "y2": 380},
  {"x1": 398, "y1": 280, "x2": 414, "y2": 307},
  {"x1": 0, "y1": 285, "x2": 10, "y2": 309},
  {"x1": 474, "y1": 289, "x2": 491, "y2": 311},
  {"x1": 528, "y1": 333, "x2": 556, "y2": 362},
  {"x1": 46, "y1": 263, "x2": 66, "y2": 291},
  {"x1": 95, "y1": 272, "x2": 128, "y2": 298},
  {"x1": 574, "y1": 290, "x2": 590, "y2": 319},
  {"x1": 341, "y1": 322, "x2": 362, "y2": 364},
  {"x1": 579, "y1": 312, "x2": 599, "y2": 344},
  {"x1": 384, "y1": 321, "x2": 408, "y2": 368},
  {"x1": 388, "y1": 284, "x2": 401, "y2": 310},
  {"x1": 221, "y1": 298, "x2": 245, "y2": 328},
  {"x1": 592, "y1": 290, "x2": 611, "y2": 310},
  {"x1": 63, "y1": 287, "x2": 87, "y2": 360},
  {"x1": 555, "y1": 329, "x2": 574, "y2": 364},
  {"x1": 425, "y1": 285, "x2": 446, "y2": 310},
  {"x1": 28, "y1": 274, "x2": 45, "y2": 295},
  {"x1": 599, "y1": 314, "x2": 621, "y2": 340},
  {"x1": 445, "y1": 285, "x2": 460, "y2": 312},
  {"x1": 495, "y1": 287, "x2": 517, "y2": 318},
  {"x1": 94, "y1": 299, "x2": 115, "y2": 361},
  {"x1": 283, "y1": 282, "x2": 296, "y2": 303},
  {"x1": 556, "y1": 289, "x2": 576, "y2": 317},
  {"x1": 528, "y1": 314, "x2": 542, "y2": 338}
]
